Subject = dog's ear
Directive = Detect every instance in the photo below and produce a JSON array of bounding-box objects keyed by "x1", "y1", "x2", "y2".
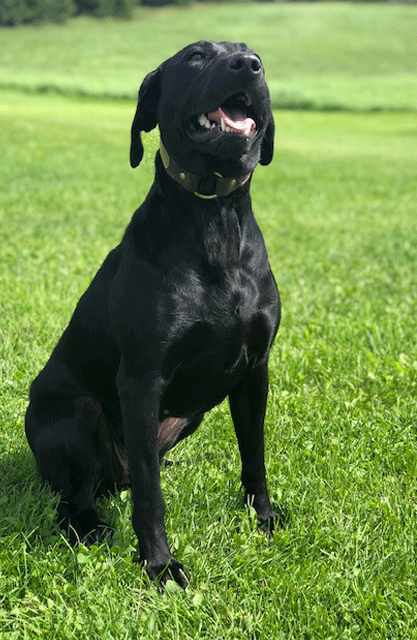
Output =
[
  {"x1": 259, "y1": 113, "x2": 275, "y2": 166},
  {"x1": 130, "y1": 68, "x2": 161, "y2": 168}
]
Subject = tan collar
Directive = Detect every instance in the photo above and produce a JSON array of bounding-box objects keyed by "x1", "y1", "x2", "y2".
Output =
[{"x1": 159, "y1": 140, "x2": 251, "y2": 200}]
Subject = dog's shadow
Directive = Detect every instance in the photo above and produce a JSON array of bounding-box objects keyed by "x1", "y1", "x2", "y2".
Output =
[
  {"x1": 0, "y1": 448, "x2": 61, "y2": 542},
  {"x1": 0, "y1": 448, "x2": 129, "y2": 547},
  {"x1": 0, "y1": 448, "x2": 194, "y2": 547},
  {"x1": 0, "y1": 447, "x2": 289, "y2": 551}
]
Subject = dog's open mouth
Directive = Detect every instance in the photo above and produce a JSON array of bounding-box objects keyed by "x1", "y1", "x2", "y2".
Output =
[{"x1": 187, "y1": 92, "x2": 258, "y2": 140}]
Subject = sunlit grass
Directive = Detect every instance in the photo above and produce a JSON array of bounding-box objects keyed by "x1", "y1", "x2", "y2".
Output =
[
  {"x1": 0, "y1": 2, "x2": 416, "y2": 110},
  {"x1": 1, "y1": 86, "x2": 417, "y2": 637}
]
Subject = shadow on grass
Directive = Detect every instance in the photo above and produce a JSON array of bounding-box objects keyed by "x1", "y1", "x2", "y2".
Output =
[
  {"x1": 0, "y1": 446, "x2": 289, "y2": 564},
  {"x1": 1, "y1": 81, "x2": 417, "y2": 114},
  {"x1": 0, "y1": 449, "x2": 123, "y2": 549},
  {"x1": 0, "y1": 448, "x2": 62, "y2": 541}
]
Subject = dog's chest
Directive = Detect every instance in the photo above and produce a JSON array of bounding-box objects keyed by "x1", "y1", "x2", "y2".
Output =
[
  {"x1": 174, "y1": 265, "x2": 266, "y2": 342},
  {"x1": 160, "y1": 264, "x2": 276, "y2": 415}
]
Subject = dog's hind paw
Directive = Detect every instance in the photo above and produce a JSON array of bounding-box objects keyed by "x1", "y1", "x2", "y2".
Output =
[{"x1": 81, "y1": 523, "x2": 115, "y2": 547}]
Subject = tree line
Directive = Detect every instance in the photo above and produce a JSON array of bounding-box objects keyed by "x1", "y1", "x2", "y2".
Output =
[{"x1": 0, "y1": 0, "x2": 404, "y2": 28}]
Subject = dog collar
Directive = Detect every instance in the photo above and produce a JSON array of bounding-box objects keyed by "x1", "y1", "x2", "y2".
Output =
[{"x1": 159, "y1": 140, "x2": 251, "y2": 200}]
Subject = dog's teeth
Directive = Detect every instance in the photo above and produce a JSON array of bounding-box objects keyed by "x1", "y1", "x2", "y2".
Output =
[
  {"x1": 198, "y1": 113, "x2": 211, "y2": 129},
  {"x1": 198, "y1": 113, "x2": 210, "y2": 127},
  {"x1": 221, "y1": 117, "x2": 226, "y2": 132}
]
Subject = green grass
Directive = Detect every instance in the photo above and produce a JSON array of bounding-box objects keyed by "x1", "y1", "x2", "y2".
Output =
[
  {"x1": 1, "y1": 3, "x2": 417, "y2": 638},
  {"x1": 0, "y1": 2, "x2": 416, "y2": 110},
  {"x1": 1, "y1": 89, "x2": 417, "y2": 640}
]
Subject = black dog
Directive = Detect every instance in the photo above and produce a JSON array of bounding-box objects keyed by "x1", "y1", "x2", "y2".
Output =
[{"x1": 25, "y1": 40, "x2": 280, "y2": 590}]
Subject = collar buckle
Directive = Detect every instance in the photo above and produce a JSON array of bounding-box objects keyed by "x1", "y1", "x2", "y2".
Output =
[{"x1": 159, "y1": 140, "x2": 250, "y2": 199}]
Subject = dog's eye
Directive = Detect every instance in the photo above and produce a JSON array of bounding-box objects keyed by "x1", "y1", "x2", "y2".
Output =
[{"x1": 188, "y1": 51, "x2": 204, "y2": 62}]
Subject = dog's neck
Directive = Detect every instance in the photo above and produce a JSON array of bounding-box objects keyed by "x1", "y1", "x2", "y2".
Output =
[{"x1": 159, "y1": 140, "x2": 251, "y2": 200}]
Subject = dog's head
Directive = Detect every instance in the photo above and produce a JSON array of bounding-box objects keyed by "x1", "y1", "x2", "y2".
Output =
[{"x1": 130, "y1": 41, "x2": 274, "y2": 179}]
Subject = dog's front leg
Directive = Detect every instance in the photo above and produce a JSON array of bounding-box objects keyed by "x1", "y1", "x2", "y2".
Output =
[
  {"x1": 116, "y1": 359, "x2": 190, "y2": 591},
  {"x1": 229, "y1": 362, "x2": 278, "y2": 535}
]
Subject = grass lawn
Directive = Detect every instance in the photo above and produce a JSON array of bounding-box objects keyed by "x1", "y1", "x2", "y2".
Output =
[
  {"x1": 1, "y1": 3, "x2": 417, "y2": 638},
  {"x1": 0, "y1": 2, "x2": 416, "y2": 110}
]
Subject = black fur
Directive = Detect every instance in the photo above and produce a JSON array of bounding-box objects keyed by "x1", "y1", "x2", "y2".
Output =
[{"x1": 26, "y1": 40, "x2": 280, "y2": 590}]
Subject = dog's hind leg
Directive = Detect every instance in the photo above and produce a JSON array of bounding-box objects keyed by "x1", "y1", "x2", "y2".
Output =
[{"x1": 25, "y1": 396, "x2": 112, "y2": 545}]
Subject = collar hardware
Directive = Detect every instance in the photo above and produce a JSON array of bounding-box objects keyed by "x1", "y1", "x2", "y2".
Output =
[{"x1": 159, "y1": 140, "x2": 251, "y2": 199}]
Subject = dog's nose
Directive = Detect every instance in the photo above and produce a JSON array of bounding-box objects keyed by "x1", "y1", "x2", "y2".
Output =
[{"x1": 228, "y1": 52, "x2": 262, "y2": 76}]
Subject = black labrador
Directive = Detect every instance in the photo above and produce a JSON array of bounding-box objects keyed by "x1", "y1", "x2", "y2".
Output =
[{"x1": 25, "y1": 40, "x2": 281, "y2": 590}]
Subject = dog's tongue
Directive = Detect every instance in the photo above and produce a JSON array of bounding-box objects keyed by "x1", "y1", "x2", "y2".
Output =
[{"x1": 208, "y1": 106, "x2": 256, "y2": 136}]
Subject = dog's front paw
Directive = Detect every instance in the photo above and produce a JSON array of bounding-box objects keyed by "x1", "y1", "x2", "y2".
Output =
[
  {"x1": 145, "y1": 557, "x2": 190, "y2": 593},
  {"x1": 244, "y1": 492, "x2": 283, "y2": 537},
  {"x1": 257, "y1": 510, "x2": 280, "y2": 537}
]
